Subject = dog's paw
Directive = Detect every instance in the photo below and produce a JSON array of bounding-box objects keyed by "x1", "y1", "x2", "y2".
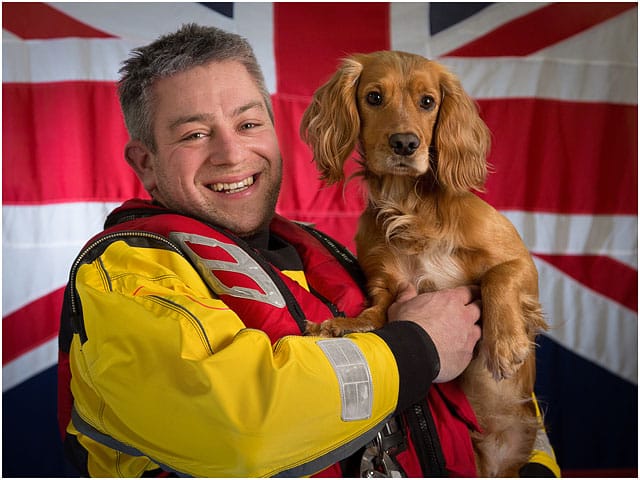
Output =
[
  {"x1": 304, "y1": 318, "x2": 377, "y2": 337},
  {"x1": 304, "y1": 319, "x2": 347, "y2": 337},
  {"x1": 482, "y1": 333, "x2": 531, "y2": 381}
]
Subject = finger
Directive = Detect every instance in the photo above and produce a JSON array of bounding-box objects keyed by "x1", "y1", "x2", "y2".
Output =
[
  {"x1": 395, "y1": 282, "x2": 418, "y2": 303},
  {"x1": 459, "y1": 284, "x2": 481, "y2": 305},
  {"x1": 466, "y1": 299, "x2": 482, "y2": 324}
]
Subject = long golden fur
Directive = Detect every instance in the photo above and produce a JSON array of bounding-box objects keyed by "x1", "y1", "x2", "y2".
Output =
[{"x1": 300, "y1": 51, "x2": 548, "y2": 477}]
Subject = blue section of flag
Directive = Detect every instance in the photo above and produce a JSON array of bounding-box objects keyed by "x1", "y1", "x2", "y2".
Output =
[
  {"x1": 199, "y1": 2, "x2": 234, "y2": 18},
  {"x1": 429, "y1": 2, "x2": 492, "y2": 35},
  {"x1": 2, "y1": 366, "x2": 79, "y2": 477},
  {"x1": 536, "y1": 335, "x2": 638, "y2": 471}
]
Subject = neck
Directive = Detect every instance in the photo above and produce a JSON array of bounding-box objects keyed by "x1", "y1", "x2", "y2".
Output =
[{"x1": 365, "y1": 170, "x2": 440, "y2": 214}]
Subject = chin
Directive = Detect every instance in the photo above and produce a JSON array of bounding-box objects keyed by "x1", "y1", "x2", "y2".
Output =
[{"x1": 213, "y1": 212, "x2": 275, "y2": 238}]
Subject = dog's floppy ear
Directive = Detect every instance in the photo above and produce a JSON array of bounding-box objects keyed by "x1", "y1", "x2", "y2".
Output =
[
  {"x1": 300, "y1": 57, "x2": 364, "y2": 184},
  {"x1": 435, "y1": 68, "x2": 491, "y2": 193}
]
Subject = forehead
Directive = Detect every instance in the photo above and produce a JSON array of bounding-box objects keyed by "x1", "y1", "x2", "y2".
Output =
[
  {"x1": 357, "y1": 55, "x2": 441, "y2": 91},
  {"x1": 154, "y1": 60, "x2": 258, "y2": 95},
  {"x1": 151, "y1": 61, "x2": 265, "y2": 116}
]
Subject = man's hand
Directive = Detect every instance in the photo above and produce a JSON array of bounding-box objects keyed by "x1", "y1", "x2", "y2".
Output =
[{"x1": 387, "y1": 284, "x2": 482, "y2": 383}]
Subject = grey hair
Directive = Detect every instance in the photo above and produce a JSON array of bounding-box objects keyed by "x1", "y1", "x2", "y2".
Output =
[{"x1": 118, "y1": 23, "x2": 273, "y2": 151}]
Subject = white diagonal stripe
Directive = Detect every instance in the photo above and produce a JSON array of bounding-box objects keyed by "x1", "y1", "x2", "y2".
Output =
[
  {"x1": 2, "y1": 338, "x2": 58, "y2": 392},
  {"x1": 536, "y1": 258, "x2": 638, "y2": 385}
]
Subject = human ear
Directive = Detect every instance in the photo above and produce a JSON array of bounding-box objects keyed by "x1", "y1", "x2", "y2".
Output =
[{"x1": 125, "y1": 140, "x2": 157, "y2": 193}]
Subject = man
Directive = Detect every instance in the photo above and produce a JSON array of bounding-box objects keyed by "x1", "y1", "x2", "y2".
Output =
[{"x1": 58, "y1": 24, "x2": 557, "y2": 477}]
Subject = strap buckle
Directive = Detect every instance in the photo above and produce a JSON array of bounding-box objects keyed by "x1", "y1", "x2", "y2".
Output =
[{"x1": 360, "y1": 419, "x2": 407, "y2": 478}]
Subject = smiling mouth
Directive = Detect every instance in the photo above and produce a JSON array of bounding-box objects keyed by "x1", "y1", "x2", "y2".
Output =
[{"x1": 209, "y1": 175, "x2": 255, "y2": 194}]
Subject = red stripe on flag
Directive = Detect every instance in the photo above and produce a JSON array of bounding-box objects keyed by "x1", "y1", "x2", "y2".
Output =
[
  {"x1": 274, "y1": 2, "x2": 390, "y2": 96},
  {"x1": 478, "y1": 98, "x2": 637, "y2": 215},
  {"x1": 3, "y1": 287, "x2": 65, "y2": 365},
  {"x1": 3, "y1": 82, "x2": 147, "y2": 204},
  {"x1": 2, "y1": 2, "x2": 114, "y2": 39},
  {"x1": 444, "y1": 3, "x2": 636, "y2": 57},
  {"x1": 536, "y1": 254, "x2": 637, "y2": 312}
]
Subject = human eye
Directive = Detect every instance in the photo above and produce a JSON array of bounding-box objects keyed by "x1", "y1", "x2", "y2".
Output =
[
  {"x1": 240, "y1": 121, "x2": 259, "y2": 131},
  {"x1": 181, "y1": 131, "x2": 208, "y2": 142}
]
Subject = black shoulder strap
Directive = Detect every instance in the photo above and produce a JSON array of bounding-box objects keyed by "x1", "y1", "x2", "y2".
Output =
[{"x1": 296, "y1": 223, "x2": 368, "y2": 297}]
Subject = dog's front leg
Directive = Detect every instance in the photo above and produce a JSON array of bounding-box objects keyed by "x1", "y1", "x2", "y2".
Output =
[
  {"x1": 304, "y1": 249, "x2": 402, "y2": 338},
  {"x1": 304, "y1": 277, "x2": 396, "y2": 337},
  {"x1": 478, "y1": 258, "x2": 543, "y2": 380}
]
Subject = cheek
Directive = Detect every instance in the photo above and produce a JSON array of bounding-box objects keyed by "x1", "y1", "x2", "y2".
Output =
[
  {"x1": 251, "y1": 131, "x2": 282, "y2": 169},
  {"x1": 153, "y1": 154, "x2": 197, "y2": 194}
]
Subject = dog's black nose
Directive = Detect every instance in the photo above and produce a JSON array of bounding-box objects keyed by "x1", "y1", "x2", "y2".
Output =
[{"x1": 389, "y1": 133, "x2": 420, "y2": 156}]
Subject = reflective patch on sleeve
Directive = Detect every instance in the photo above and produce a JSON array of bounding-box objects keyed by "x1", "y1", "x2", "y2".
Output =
[{"x1": 317, "y1": 338, "x2": 373, "y2": 421}]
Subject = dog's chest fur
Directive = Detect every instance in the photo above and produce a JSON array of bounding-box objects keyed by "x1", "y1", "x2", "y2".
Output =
[
  {"x1": 393, "y1": 235, "x2": 469, "y2": 293},
  {"x1": 371, "y1": 194, "x2": 474, "y2": 293}
]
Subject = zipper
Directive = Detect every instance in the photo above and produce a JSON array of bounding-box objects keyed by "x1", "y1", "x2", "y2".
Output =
[
  {"x1": 404, "y1": 399, "x2": 448, "y2": 477},
  {"x1": 308, "y1": 284, "x2": 344, "y2": 318}
]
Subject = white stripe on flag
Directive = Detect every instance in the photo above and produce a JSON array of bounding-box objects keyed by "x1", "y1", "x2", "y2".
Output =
[
  {"x1": 427, "y1": 3, "x2": 547, "y2": 58},
  {"x1": 51, "y1": 2, "x2": 277, "y2": 92},
  {"x1": 536, "y1": 258, "x2": 638, "y2": 385},
  {"x1": 440, "y1": 57, "x2": 637, "y2": 105},
  {"x1": 392, "y1": 3, "x2": 637, "y2": 104},
  {"x1": 390, "y1": 3, "x2": 430, "y2": 56},
  {"x1": 2, "y1": 338, "x2": 58, "y2": 392},
  {"x1": 2, "y1": 37, "x2": 135, "y2": 82},
  {"x1": 50, "y1": 2, "x2": 235, "y2": 43},
  {"x1": 503, "y1": 211, "x2": 638, "y2": 269},
  {"x1": 235, "y1": 3, "x2": 276, "y2": 94},
  {"x1": 4, "y1": 4, "x2": 277, "y2": 93},
  {"x1": 533, "y1": 8, "x2": 637, "y2": 66},
  {"x1": 2, "y1": 202, "x2": 120, "y2": 316}
]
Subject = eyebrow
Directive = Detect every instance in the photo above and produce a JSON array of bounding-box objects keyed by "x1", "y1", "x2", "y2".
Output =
[{"x1": 168, "y1": 101, "x2": 266, "y2": 131}]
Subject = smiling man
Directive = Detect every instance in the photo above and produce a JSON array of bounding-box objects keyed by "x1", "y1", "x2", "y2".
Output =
[
  {"x1": 125, "y1": 60, "x2": 282, "y2": 236},
  {"x1": 55, "y1": 24, "x2": 560, "y2": 478}
]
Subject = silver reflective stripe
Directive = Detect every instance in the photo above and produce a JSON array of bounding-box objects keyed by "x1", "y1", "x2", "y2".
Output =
[
  {"x1": 533, "y1": 426, "x2": 556, "y2": 460},
  {"x1": 169, "y1": 231, "x2": 286, "y2": 308},
  {"x1": 71, "y1": 407, "x2": 190, "y2": 477},
  {"x1": 317, "y1": 338, "x2": 373, "y2": 421}
]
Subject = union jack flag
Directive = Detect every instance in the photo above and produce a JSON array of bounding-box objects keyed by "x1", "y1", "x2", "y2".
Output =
[{"x1": 3, "y1": 2, "x2": 637, "y2": 476}]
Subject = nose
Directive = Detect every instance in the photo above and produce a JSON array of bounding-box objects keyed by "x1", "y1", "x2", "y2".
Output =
[
  {"x1": 209, "y1": 127, "x2": 244, "y2": 165},
  {"x1": 389, "y1": 133, "x2": 420, "y2": 156}
]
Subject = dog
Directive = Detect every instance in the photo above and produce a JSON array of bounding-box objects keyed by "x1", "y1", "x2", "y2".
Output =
[{"x1": 300, "y1": 51, "x2": 549, "y2": 477}]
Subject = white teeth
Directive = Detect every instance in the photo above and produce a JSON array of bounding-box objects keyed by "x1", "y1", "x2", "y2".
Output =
[{"x1": 211, "y1": 176, "x2": 254, "y2": 193}]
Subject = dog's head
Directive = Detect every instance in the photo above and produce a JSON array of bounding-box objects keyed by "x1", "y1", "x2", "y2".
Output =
[{"x1": 300, "y1": 51, "x2": 491, "y2": 193}]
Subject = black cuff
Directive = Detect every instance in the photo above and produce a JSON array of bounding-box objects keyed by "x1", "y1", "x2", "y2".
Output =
[
  {"x1": 519, "y1": 463, "x2": 557, "y2": 477},
  {"x1": 373, "y1": 321, "x2": 440, "y2": 412}
]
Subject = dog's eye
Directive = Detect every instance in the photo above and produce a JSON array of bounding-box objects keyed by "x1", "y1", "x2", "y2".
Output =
[
  {"x1": 366, "y1": 91, "x2": 383, "y2": 106},
  {"x1": 420, "y1": 95, "x2": 436, "y2": 111}
]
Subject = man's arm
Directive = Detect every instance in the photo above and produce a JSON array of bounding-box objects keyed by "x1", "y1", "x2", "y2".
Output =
[{"x1": 66, "y1": 240, "x2": 469, "y2": 477}]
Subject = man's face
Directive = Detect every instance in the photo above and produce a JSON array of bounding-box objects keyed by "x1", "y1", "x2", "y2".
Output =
[{"x1": 127, "y1": 60, "x2": 282, "y2": 236}]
